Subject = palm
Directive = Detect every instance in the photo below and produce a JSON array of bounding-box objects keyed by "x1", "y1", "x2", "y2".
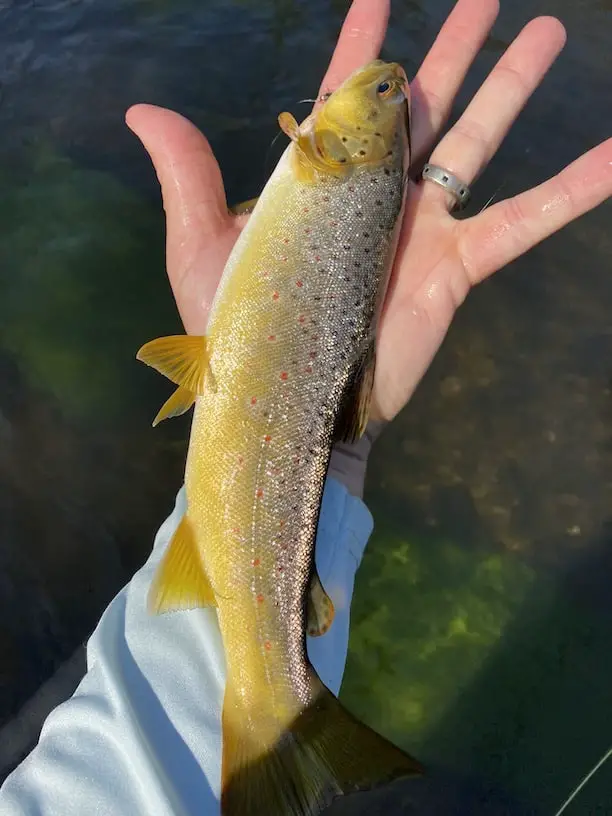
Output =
[{"x1": 127, "y1": 0, "x2": 611, "y2": 424}]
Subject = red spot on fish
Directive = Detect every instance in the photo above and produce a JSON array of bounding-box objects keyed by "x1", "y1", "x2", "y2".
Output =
[
  {"x1": 256, "y1": 488, "x2": 264, "y2": 498},
  {"x1": 309, "y1": 351, "x2": 317, "y2": 359},
  {"x1": 256, "y1": 594, "x2": 265, "y2": 604},
  {"x1": 303, "y1": 207, "x2": 309, "y2": 213},
  {"x1": 277, "y1": 566, "x2": 284, "y2": 573},
  {"x1": 296, "y1": 280, "x2": 303, "y2": 288},
  {"x1": 283, "y1": 238, "x2": 290, "y2": 244},
  {"x1": 298, "y1": 315, "x2": 306, "y2": 324},
  {"x1": 250, "y1": 396, "x2": 257, "y2": 405},
  {"x1": 264, "y1": 641, "x2": 272, "y2": 651},
  {"x1": 281, "y1": 255, "x2": 288, "y2": 263},
  {"x1": 305, "y1": 366, "x2": 313, "y2": 373},
  {"x1": 264, "y1": 435, "x2": 272, "y2": 443},
  {"x1": 231, "y1": 526, "x2": 240, "y2": 534},
  {"x1": 281, "y1": 542, "x2": 289, "y2": 550},
  {"x1": 272, "y1": 291, "x2": 279, "y2": 300},
  {"x1": 237, "y1": 455, "x2": 244, "y2": 465},
  {"x1": 267, "y1": 334, "x2": 276, "y2": 342},
  {"x1": 294, "y1": 456, "x2": 301, "y2": 464},
  {"x1": 330, "y1": 220, "x2": 338, "y2": 227},
  {"x1": 252, "y1": 558, "x2": 261, "y2": 567},
  {"x1": 279, "y1": 520, "x2": 286, "y2": 528},
  {"x1": 304, "y1": 228, "x2": 311, "y2": 235},
  {"x1": 280, "y1": 372, "x2": 288, "y2": 381},
  {"x1": 315, "y1": 255, "x2": 321, "y2": 262}
]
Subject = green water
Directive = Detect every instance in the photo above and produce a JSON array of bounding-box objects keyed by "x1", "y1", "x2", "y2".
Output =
[{"x1": 0, "y1": 0, "x2": 610, "y2": 810}]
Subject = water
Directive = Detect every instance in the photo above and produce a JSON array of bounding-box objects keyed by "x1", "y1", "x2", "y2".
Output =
[{"x1": 0, "y1": 0, "x2": 610, "y2": 810}]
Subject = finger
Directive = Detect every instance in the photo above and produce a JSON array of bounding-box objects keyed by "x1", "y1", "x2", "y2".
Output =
[
  {"x1": 318, "y1": 0, "x2": 390, "y2": 96},
  {"x1": 410, "y1": 0, "x2": 500, "y2": 166},
  {"x1": 421, "y1": 16, "x2": 566, "y2": 210},
  {"x1": 126, "y1": 103, "x2": 230, "y2": 295},
  {"x1": 459, "y1": 138, "x2": 612, "y2": 284}
]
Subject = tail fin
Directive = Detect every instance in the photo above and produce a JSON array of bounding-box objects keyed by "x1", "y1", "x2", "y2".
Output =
[{"x1": 221, "y1": 676, "x2": 423, "y2": 816}]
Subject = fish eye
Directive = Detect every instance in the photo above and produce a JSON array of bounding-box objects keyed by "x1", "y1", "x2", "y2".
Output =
[{"x1": 377, "y1": 81, "x2": 391, "y2": 94}]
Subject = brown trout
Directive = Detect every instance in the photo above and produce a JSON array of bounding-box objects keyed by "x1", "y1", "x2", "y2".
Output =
[{"x1": 137, "y1": 60, "x2": 422, "y2": 815}]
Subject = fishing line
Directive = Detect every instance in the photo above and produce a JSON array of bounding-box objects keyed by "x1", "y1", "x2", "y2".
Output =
[
  {"x1": 478, "y1": 178, "x2": 508, "y2": 213},
  {"x1": 553, "y1": 745, "x2": 612, "y2": 816}
]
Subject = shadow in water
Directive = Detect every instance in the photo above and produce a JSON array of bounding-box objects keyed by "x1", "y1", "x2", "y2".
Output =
[{"x1": 426, "y1": 524, "x2": 612, "y2": 814}]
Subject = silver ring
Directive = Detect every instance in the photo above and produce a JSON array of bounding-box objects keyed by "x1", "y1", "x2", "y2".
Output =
[{"x1": 421, "y1": 163, "x2": 471, "y2": 209}]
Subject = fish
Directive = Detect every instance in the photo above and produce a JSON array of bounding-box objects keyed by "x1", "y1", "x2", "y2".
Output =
[{"x1": 137, "y1": 59, "x2": 423, "y2": 815}]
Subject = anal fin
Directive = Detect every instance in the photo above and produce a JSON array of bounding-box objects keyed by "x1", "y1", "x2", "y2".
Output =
[
  {"x1": 148, "y1": 514, "x2": 216, "y2": 614},
  {"x1": 307, "y1": 570, "x2": 335, "y2": 637}
]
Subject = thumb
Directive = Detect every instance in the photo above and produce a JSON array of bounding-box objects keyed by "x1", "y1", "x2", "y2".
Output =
[{"x1": 126, "y1": 104, "x2": 232, "y2": 325}]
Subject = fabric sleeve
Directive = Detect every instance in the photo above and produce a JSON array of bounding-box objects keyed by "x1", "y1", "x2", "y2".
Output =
[{"x1": 0, "y1": 477, "x2": 373, "y2": 816}]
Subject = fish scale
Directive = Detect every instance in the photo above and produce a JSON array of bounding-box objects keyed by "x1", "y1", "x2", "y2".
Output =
[
  {"x1": 138, "y1": 59, "x2": 422, "y2": 816},
  {"x1": 192, "y1": 153, "x2": 404, "y2": 711}
]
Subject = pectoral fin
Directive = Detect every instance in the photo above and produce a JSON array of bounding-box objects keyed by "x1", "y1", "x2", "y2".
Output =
[
  {"x1": 137, "y1": 335, "x2": 209, "y2": 395},
  {"x1": 334, "y1": 342, "x2": 376, "y2": 444},
  {"x1": 152, "y1": 385, "x2": 195, "y2": 427},
  {"x1": 148, "y1": 514, "x2": 217, "y2": 614},
  {"x1": 279, "y1": 111, "x2": 348, "y2": 183},
  {"x1": 278, "y1": 111, "x2": 301, "y2": 142},
  {"x1": 306, "y1": 571, "x2": 335, "y2": 637}
]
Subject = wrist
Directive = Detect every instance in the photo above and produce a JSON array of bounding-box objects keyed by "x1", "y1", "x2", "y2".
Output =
[{"x1": 327, "y1": 420, "x2": 385, "y2": 498}]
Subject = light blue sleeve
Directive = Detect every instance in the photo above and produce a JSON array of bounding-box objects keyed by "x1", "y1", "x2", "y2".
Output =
[{"x1": 0, "y1": 477, "x2": 373, "y2": 816}]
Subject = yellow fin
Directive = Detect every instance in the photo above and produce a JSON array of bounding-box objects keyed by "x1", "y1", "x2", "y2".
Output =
[
  {"x1": 221, "y1": 672, "x2": 423, "y2": 815},
  {"x1": 306, "y1": 571, "x2": 335, "y2": 637},
  {"x1": 230, "y1": 196, "x2": 259, "y2": 216},
  {"x1": 148, "y1": 514, "x2": 216, "y2": 613},
  {"x1": 152, "y1": 385, "x2": 195, "y2": 427},
  {"x1": 137, "y1": 335, "x2": 209, "y2": 395},
  {"x1": 334, "y1": 343, "x2": 376, "y2": 444},
  {"x1": 278, "y1": 111, "x2": 300, "y2": 141},
  {"x1": 279, "y1": 111, "x2": 349, "y2": 183}
]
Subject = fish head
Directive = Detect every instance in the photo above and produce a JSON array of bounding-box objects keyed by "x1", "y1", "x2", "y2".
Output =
[{"x1": 312, "y1": 60, "x2": 410, "y2": 171}]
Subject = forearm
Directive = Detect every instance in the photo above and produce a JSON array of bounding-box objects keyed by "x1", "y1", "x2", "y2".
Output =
[
  {"x1": 327, "y1": 420, "x2": 385, "y2": 498},
  {"x1": 0, "y1": 473, "x2": 374, "y2": 814}
]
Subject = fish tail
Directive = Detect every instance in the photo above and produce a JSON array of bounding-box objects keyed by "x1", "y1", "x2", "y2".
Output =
[{"x1": 221, "y1": 671, "x2": 423, "y2": 816}]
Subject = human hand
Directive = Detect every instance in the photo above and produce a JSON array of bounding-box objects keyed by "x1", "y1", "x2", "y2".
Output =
[{"x1": 126, "y1": 0, "x2": 612, "y2": 424}]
